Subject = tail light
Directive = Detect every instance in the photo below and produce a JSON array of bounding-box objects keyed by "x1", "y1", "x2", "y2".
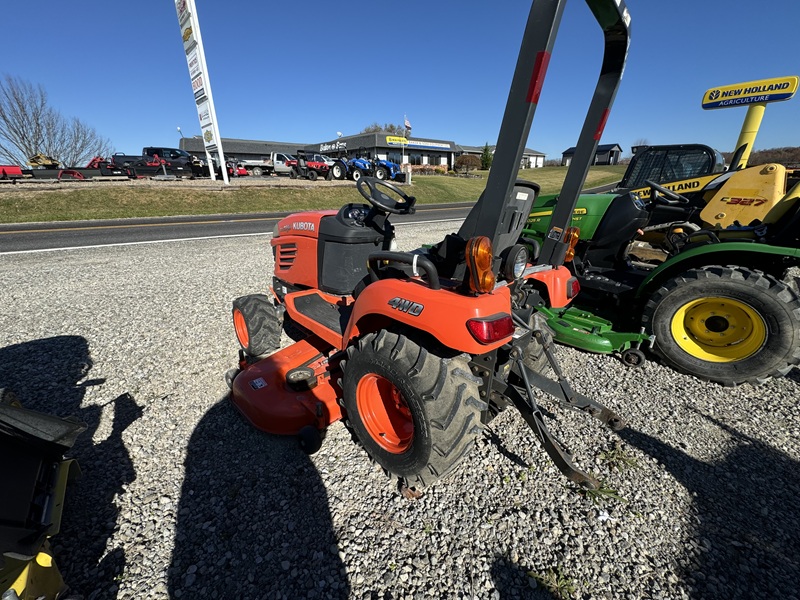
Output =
[
  {"x1": 466, "y1": 236, "x2": 496, "y2": 293},
  {"x1": 563, "y1": 226, "x2": 580, "y2": 262},
  {"x1": 567, "y1": 276, "x2": 580, "y2": 299},
  {"x1": 467, "y1": 314, "x2": 514, "y2": 344}
]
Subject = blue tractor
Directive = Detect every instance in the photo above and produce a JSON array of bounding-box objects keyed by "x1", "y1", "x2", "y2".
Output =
[
  {"x1": 372, "y1": 158, "x2": 406, "y2": 183},
  {"x1": 329, "y1": 149, "x2": 373, "y2": 181}
]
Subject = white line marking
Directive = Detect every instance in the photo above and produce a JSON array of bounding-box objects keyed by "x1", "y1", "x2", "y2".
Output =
[{"x1": 0, "y1": 217, "x2": 465, "y2": 255}]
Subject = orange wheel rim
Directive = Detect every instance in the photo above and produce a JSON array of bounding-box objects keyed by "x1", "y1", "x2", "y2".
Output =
[
  {"x1": 356, "y1": 374, "x2": 413, "y2": 454},
  {"x1": 233, "y1": 308, "x2": 249, "y2": 348}
]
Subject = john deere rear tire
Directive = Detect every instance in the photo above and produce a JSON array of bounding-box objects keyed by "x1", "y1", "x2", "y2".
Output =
[
  {"x1": 341, "y1": 329, "x2": 486, "y2": 491},
  {"x1": 232, "y1": 294, "x2": 282, "y2": 357},
  {"x1": 641, "y1": 266, "x2": 800, "y2": 386}
]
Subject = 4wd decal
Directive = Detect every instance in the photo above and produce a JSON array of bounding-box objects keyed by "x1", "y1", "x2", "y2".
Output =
[{"x1": 388, "y1": 297, "x2": 424, "y2": 316}]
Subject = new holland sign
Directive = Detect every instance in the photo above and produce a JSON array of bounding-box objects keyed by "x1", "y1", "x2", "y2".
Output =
[{"x1": 702, "y1": 76, "x2": 798, "y2": 110}]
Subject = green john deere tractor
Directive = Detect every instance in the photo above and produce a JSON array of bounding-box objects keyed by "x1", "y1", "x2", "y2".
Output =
[{"x1": 523, "y1": 75, "x2": 800, "y2": 386}]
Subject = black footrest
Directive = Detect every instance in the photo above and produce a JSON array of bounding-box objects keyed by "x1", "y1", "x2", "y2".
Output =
[{"x1": 293, "y1": 293, "x2": 353, "y2": 337}]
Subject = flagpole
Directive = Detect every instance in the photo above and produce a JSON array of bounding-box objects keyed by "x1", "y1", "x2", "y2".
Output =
[{"x1": 402, "y1": 114, "x2": 406, "y2": 166}]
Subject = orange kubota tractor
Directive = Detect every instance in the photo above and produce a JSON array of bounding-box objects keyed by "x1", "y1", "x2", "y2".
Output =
[{"x1": 226, "y1": 0, "x2": 631, "y2": 496}]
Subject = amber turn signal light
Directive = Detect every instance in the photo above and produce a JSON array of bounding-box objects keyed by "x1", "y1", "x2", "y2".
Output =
[
  {"x1": 466, "y1": 236, "x2": 495, "y2": 293},
  {"x1": 563, "y1": 226, "x2": 580, "y2": 262}
]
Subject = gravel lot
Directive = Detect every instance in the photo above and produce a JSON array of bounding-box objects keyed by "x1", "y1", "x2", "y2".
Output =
[{"x1": 1, "y1": 221, "x2": 798, "y2": 600}]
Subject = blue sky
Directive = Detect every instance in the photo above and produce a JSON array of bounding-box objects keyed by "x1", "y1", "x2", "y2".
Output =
[{"x1": 2, "y1": 1, "x2": 798, "y2": 161}]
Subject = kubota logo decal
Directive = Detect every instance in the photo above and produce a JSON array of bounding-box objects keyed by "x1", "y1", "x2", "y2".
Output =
[
  {"x1": 292, "y1": 222, "x2": 315, "y2": 231},
  {"x1": 388, "y1": 297, "x2": 424, "y2": 316}
]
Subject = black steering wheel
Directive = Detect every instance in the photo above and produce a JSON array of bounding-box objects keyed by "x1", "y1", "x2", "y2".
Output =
[
  {"x1": 356, "y1": 177, "x2": 416, "y2": 215},
  {"x1": 645, "y1": 180, "x2": 690, "y2": 206}
]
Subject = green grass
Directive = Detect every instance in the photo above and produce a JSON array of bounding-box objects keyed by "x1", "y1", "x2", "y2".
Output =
[{"x1": 0, "y1": 165, "x2": 626, "y2": 224}]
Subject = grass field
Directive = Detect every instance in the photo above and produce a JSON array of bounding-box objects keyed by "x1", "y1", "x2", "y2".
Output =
[{"x1": 0, "y1": 165, "x2": 626, "y2": 224}]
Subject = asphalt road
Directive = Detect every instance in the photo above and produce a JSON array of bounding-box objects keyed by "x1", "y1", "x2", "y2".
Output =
[{"x1": 0, "y1": 204, "x2": 472, "y2": 254}]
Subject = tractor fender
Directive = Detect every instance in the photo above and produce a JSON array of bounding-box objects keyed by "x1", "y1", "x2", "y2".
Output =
[
  {"x1": 636, "y1": 242, "x2": 800, "y2": 298},
  {"x1": 344, "y1": 278, "x2": 514, "y2": 355},
  {"x1": 525, "y1": 265, "x2": 577, "y2": 308}
]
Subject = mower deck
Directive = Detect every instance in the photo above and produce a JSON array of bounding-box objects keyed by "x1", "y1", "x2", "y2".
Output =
[{"x1": 230, "y1": 337, "x2": 342, "y2": 436}]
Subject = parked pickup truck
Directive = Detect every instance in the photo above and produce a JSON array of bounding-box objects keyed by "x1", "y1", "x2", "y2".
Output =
[
  {"x1": 110, "y1": 147, "x2": 195, "y2": 177},
  {"x1": 239, "y1": 152, "x2": 295, "y2": 177}
]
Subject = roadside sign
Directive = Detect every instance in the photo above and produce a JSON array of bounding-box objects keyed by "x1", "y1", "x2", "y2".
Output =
[
  {"x1": 175, "y1": 0, "x2": 228, "y2": 183},
  {"x1": 702, "y1": 76, "x2": 798, "y2": 110}
]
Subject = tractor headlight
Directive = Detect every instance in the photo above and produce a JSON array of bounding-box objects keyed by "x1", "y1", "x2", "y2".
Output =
[{"x1": 501, "y1": 244, "x2": 529, "y2": 281}]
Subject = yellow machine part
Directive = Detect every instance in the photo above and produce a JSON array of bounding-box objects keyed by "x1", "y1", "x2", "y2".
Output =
[
  {"x1": 630, "y1": 173, "x2": 720, "y2": 200},
  {"x1": 26, "y1": 154, "x2": 60, "y2": 168},
  {"x1": 0, "y1": 459, "x2": 80, "y2": 599},
  {"x1": 0, "y1": 542, "x2": 66, "y2": 600},
  {"x1": 700, "y1": 163, "x2": 794, "y2": 229}
]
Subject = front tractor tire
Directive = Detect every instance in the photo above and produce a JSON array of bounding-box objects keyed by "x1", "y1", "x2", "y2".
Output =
[
  {"x1": 232, "y1": 294, "x2": 283, "y2": 357},
  {"x1": 341, "y1": 330, "x2": 486, "y2": 492},
  {"x1": 642, "y1": 266, "x2": 800, "y2": 386},
  {"x1": 331, "y1": 162, "x2": 346, "y2": 180},
  {"x1": 374, "y1": 166, "x2": 388, "y2": 180}
]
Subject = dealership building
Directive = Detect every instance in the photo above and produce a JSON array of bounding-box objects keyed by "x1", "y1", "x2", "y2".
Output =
[{"x1": 180, "y1": 132, "x2": 545, "y2": 170}]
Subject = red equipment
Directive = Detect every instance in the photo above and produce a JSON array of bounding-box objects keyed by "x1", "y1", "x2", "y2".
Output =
[{"x1": 227, "y1": 0, "x2": 631, "y2": 495}]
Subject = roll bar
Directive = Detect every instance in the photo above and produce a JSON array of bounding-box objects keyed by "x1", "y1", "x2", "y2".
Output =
[{"x1": 457, "y1": 0, "x2": 631, "y2": 269}]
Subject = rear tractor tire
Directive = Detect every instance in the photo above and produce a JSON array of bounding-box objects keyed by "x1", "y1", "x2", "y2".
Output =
[
  {"x1": 232, "y1": 294, "x2": 283, "y2": 357},
  {"x1": 642, "y1": 266, "x2": 800, "y2": 386},
  {"x1": 341, "y1": 329, "x2": 486, "y2": 492}
]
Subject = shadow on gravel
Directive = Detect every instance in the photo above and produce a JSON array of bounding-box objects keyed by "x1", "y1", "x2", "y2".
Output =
[
  {"x1": 0, "y1": 336, "x2": 141, "y2": 599},
  {"x1": 619, "y1": 420, "x2": 800, "y2": 600},
  {"x1": 168, "y1": 398, "x2": 349, "y2": 598}
]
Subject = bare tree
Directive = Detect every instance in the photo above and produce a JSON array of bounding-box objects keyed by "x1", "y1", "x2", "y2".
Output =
[{"x1": 0, "y1": 75, "x2": 111, "y2": 167}]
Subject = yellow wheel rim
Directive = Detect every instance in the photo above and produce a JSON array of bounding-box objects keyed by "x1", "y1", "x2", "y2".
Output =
[{"x1": 670, "y1": 296, "x2": 766, "y2": 363}]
